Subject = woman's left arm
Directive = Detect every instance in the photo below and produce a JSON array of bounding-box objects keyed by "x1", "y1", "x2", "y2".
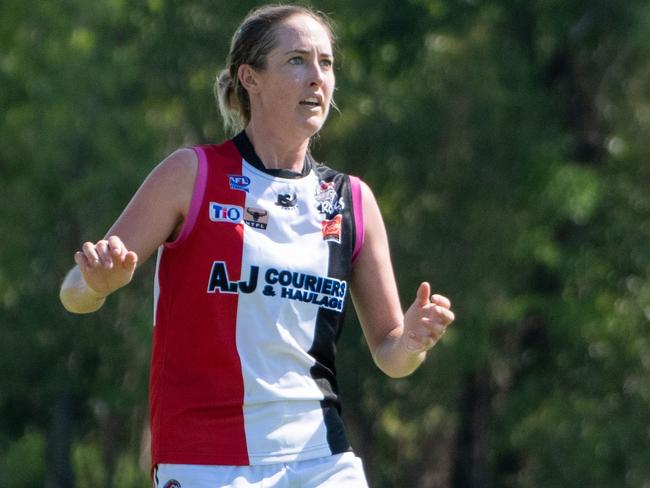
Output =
[{"x1": 350, "y1": 181, "x2": 455, "y2": 378}]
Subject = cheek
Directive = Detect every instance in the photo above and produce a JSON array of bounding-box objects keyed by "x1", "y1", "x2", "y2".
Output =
[
  {"x1": 265, "y1": 80, "x2": 294, "y2": 106},
  {"x1": 290, "y1": 74, "x2": 304, "y2": 87},
  {"x1": 275, "y1": 73, "x2": 303, "y2": 96},
  {"x1": 324, "y1": 76, "x2": 336, "y2": 99}
]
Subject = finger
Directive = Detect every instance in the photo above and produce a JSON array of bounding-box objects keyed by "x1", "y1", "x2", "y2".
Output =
[
  {"x1": 405, "y1": 330, "x2": 434, "y2": 352},
  {"x1": 432, "y1": 306, "x2": 455, "y2": 326},
  {"x1": 413, "y1": 320, "x2": 446, "y2": 339},
  {"x1": 109, "y1": 241, "x2": 129, "y2": 269},
  {"x1": 109, "y1": 246, "x2": 125, "y2": 264},
  {"x1": 81, "y1": 241, "x2": 100, "y2": 266},
  {"x1": 423, "y1": 322, "x2": 447, "y2": 342},
  {"x1": 74, "y1": 251, "x2": 90, "y2": 269},
  {"x1": 123, "y1": 251, "x2": 138, "y2": 271},
  {"x1": 431, "y1": 294, "x2": 451, "y2": 309},
  {"x1": 108, "y1": 235, "x2": 131, "y2": 257},
  {"x1": 417, "y1": 305, "x2": 454, "y2": 328},
  {"x1": 95, "y1": 240, "x2": 112, "y2": 269},
  {"x1": 415, "y1": 282, "x2": 431, "y2": 307},
  {"x1": 432, "y1": 322, "x2": 446, "y2": 338},
  {"x1": 412, "y1": 311, "x2": 450, "y2": 333},
  {"x1": 107, "y1": 236, "x2": 124, "y2": 256}
]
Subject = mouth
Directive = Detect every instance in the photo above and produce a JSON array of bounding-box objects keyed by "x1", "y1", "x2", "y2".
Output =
[{"x1": 299, "y1": 96, "x2": 322, "y2": 108}]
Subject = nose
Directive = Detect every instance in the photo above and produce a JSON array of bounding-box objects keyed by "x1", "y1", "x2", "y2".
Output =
[{"x1": 308, "y1": 60, "x2": 325, "y2": 87}]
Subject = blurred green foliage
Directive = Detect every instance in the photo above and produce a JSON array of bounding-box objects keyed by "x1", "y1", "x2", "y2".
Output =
[{"x1": 1, "y1": 0, "x2": 649, "y2": 486}]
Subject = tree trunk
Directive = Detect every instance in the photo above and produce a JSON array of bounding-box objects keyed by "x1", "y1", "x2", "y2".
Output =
[
  {"x1": 46, "y1": 389, "x2": 75, "y2": 488},
  {"x1": 452, "y1": 372, "x2": 492, "y2": 488}
]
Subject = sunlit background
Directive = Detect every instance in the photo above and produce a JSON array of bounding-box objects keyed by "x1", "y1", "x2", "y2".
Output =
[{"x1": 1, "y1": 0, "x2": 650, "y2": 486}]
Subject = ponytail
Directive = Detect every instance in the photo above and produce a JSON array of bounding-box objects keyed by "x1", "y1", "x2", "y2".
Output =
[{"x1": 215, "y1": 69, "x2": 246, "y2": 134}]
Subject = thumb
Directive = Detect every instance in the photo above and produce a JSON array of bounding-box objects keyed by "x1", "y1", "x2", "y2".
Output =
[{"x1": 415, "y1": 281, "x2": 431, "y2": 307}]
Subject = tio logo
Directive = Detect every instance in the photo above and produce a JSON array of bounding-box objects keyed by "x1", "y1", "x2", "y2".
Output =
[{"x1": 209, "y1": 202, "x2": 243, "y2": 224}]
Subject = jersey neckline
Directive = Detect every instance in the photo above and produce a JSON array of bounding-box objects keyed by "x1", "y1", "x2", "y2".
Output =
[{"x1": 232, "y1": 131, "x2": 314, "y2": 180}]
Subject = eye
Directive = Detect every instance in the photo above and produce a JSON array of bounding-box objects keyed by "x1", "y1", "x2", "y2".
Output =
[
  {"x1": 289, "y1": 56, "x2": 304, "y2": 65},
  {"x1": 320, "y1": 58, "x2": 334, "y2": 69}
]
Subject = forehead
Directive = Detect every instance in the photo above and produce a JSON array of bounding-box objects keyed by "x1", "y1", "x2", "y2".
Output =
[{"x1": 272, "y1": 14, "x2": 333, "y2": 53}]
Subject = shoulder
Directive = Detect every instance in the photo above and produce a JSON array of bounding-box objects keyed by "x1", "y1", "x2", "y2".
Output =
[
  {"x1": 357, "y1": 179, "x2": 384, "y2": 233},
  {"x1": 131, "y1": 148, "x2": 201, "y2": 221},
  {"x1": 349, "y1": 177, "x2": 378, "y2": 210},
  {"x1": 151, "y1": 147, "x2": 198, "y2": 182},
  {"x1": 358, "y1": 179, "x2": 376, "y2": 201},
  {"x1": 141, "y1": 148, "x2": 198, "y2": 197}
]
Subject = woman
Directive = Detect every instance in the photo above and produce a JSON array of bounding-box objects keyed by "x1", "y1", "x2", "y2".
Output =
[{"x1": 60, "y1": 5, "x2": 455, "y2": 487}]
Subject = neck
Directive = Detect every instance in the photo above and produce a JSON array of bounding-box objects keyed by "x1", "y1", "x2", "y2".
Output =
[{"x1": 244, "y1": 121, "x2": 310, "y2": 172}]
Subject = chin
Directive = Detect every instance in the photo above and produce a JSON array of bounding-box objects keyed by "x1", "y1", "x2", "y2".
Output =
[{"x1": 301, "y1": 116, "x2": 327, "y2": 137}]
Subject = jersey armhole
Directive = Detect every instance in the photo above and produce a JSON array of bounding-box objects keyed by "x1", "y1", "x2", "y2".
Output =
[
  {"x1": 349, "y1": 175, "x2": 365, "y2": 264},
  {"x1": 165, "y1": 146, "x2": 208, "y2": 248}
]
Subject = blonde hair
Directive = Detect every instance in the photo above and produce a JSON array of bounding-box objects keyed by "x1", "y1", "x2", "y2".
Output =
[{"x1": 215, "y1": 4, "x2": 335, "y2": 134}]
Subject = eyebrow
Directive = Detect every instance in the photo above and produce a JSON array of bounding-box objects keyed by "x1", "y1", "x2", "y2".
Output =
[{"x1": 284, "y1": 49, "x2": 334, "y2": 58}]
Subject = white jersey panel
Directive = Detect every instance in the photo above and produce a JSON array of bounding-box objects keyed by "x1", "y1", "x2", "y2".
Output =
[{"x1": 236, "y1": 162, "x2": 333, "y2": 461}]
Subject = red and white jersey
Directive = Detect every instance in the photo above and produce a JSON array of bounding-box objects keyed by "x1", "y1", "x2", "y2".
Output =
[{"x1": 150, "y1": 132, "x2": 365, "y2": 466}]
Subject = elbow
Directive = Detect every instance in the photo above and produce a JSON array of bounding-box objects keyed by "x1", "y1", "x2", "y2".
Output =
[
  {"x1": 372, "y1": 349, "x2": 425, "y2": 379},
  {"x1": 59, "y1": 287, "x2": 84, "y2": 314},
  {"x1": 59, "y1": 285, "x2": 104, "y2": 314},
  {"x1": 375, "y1": 362, "x2": 419, "y2": 379},
  {"x1": 384, "y1": 368, "x2": 415, "y2": 379}
]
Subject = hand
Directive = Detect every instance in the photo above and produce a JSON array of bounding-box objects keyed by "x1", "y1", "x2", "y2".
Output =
[
  {"x1": 402, "y1": 282, "x2": 455, "y2": 353},
  {"x1": 74, "y1": 235, "x2": 138, "y2": 297}
]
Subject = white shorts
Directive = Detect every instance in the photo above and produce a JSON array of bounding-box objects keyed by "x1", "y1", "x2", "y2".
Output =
[{"x1": 153, "y1": 452, "x2": 369, "y2": 488}]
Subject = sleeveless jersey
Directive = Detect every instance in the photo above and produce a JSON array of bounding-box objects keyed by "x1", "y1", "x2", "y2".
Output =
[{"x1": 150, "y1": 132, "x2": 365, "y2": 466}]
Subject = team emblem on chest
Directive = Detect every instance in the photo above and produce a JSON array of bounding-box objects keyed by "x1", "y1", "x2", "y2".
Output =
[
  {"x1": 275, "y1": 191, "x2": 298, "y2": 210},
  {"x1": 315, "y1": 181, "x2": 344, "y2": 243},
  {"x1": 244, "y1": 207, "x2": 269, "y2": 229},
  {"x1": 315, "y1": 181, "x2": 344, "y2": 219}
]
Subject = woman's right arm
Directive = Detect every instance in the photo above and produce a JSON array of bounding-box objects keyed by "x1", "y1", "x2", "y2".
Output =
[{"x1": 60, "y1": 148, "x2": 198, "y2": 314}]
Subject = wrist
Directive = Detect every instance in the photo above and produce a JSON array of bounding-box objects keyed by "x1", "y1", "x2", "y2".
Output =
[{"x1": 83, "y1": 281, "x2": 108, "y2": 301}]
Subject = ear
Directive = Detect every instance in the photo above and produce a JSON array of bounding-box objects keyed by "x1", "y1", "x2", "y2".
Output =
[{"x1": 238, "y1": 64, "x2": 260, "y2": 93}]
